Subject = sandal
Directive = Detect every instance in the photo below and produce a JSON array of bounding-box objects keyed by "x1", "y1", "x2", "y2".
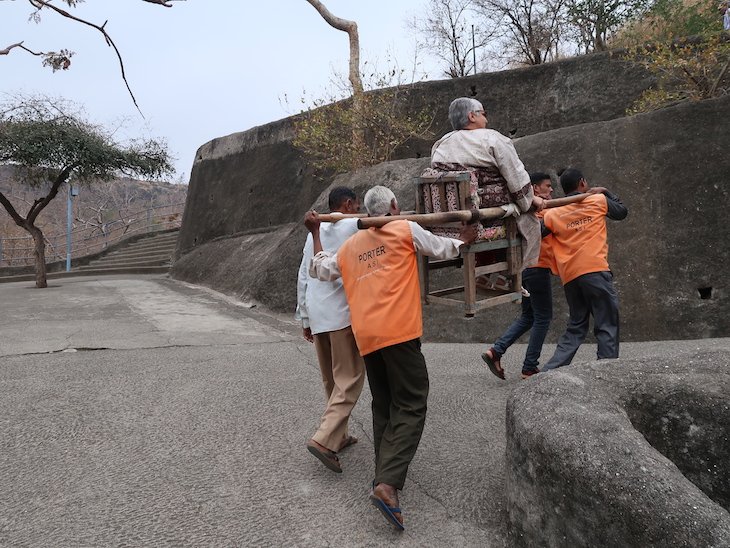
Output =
[
  {"x1": 306, "y1": 439, "x2": 342, "y2": 473},
  {"x1": 481, "y1": 348, "x2": 505, "y2": 380},
  {"x1": 339, "y1": 435, "x2": 358, "y2": 451},
  {"x1": 370, "y1": 484, "x2": 404, "y2": 531}
]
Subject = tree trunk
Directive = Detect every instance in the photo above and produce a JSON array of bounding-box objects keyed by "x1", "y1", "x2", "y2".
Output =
[
  {"x1": 28, "y1": 224, "x2": 48, "y2": 288},
  {"x1": 304, "y1": 0, "x2": 365, "y2": 167}
]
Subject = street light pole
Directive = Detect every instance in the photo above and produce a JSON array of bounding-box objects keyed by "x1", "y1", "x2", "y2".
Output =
[
  {"x1": 66, "y1": 183, "x2": 78, "y2": 272},
  {"x1": 472, "y1": 25, "x2": 477, "y2": 75}
]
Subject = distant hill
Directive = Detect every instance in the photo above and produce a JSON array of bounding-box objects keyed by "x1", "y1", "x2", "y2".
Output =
[{"x1": 0, "y1": 165, "x2": 187, "y2": 243}]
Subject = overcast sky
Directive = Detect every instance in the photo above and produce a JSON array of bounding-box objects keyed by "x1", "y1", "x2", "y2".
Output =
[{"x1": 1, "y1": 1, "x2": 443, "y2": 181}]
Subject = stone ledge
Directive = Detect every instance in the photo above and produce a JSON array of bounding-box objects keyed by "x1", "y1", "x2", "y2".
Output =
[{"x1": 506, "y1": 349, "x2": 730, "y2": 547}]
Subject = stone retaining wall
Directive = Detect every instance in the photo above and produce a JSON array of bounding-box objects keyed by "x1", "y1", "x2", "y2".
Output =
[
  {"x1": 176, "y1": 51, "x2": 652, "y2": 255},
  {"x1": 172, "y1": 96, "x2": 730, "y2": 342}
]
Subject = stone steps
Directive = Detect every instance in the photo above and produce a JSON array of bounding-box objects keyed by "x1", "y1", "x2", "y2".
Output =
[{"x1": 0, "y1": 229, "x2": 179, "y2": 284}]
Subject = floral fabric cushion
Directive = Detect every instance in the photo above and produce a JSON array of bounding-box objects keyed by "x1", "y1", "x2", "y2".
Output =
[{"x1": 420, "y1": 164, "x2": 508, "y2": 241}]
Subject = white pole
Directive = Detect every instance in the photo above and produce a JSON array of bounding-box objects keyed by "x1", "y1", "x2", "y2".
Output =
[{"x1": 66, "y1": 186, "x2": 72, "y2": 272}]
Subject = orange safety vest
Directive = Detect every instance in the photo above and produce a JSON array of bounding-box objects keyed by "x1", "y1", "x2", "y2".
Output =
[
  {"x1": 535, "y1": 210, "x2": 557, "y2": 274},
  {"x1": 543, "y1": 194, "x2": 609, "y2": 284},
  {"x1": 337, "y1": 220, "x2": 422, "y2": 356}
]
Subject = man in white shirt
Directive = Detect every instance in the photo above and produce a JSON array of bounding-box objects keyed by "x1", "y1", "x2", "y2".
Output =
[{"x1": 296, "y1": 187, "x2": 365, "y2": 474}]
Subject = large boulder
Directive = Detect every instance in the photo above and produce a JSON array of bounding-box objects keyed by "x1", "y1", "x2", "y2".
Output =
[{"x1": 506, "y1": 347, "x2": 730, "y2": 547}]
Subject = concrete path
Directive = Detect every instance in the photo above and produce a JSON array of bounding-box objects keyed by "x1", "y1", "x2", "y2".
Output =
[{"x1": 0, "y1": 275, "x2": 726, "y2": 547}]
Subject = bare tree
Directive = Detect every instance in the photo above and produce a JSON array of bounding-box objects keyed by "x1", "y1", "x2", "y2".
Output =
[
  {"x1": 73, "y1": 178, "x2": 185, "y2": 239},
  {"x1": 1, "y1": 0, "x2": 185, "y2": 111},
  {"x1": 475, "y1": 0, "x2": 566, "y2": 65},
  {"x1": 565, "y1": 0, "x2": 648, "y2": 53},
  {"x1": 413, "y1": 0, "x2": 498, "y2": 77},
  {"x1": 303, "y1": 0, "x2": 368, "y2": 168}
]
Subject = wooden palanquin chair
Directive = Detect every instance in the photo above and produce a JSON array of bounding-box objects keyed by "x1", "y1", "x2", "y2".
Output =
[{"x1": 415, "y1": 171, "x2": 523, "y2": 317}]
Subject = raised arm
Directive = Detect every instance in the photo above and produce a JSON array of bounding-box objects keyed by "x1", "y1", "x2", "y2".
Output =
[
  {"x1": 304, "y1": 210, "x2": 342, "y2": 281},
  {"x1": 588, "y1": 187, "x2": 628, "y2": 220},
  {"x1": 408, "y1": 220, "x2": 478, "y2": 259}
]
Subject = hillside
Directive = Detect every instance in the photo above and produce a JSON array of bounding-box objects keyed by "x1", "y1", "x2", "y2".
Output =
[
  {"x1": 0, "y1": 165, "x2": 187, "y2": 265},
  {"x1": 0, "y1": 166, "x2": 188, "y2": 266}
]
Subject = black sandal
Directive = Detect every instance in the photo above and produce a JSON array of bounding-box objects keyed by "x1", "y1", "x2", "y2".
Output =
[{"x1": 481, "y1": 349, "x2": 505, "y2": 380}]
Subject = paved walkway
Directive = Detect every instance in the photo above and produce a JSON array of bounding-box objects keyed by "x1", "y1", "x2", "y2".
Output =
[{"x1": 0, "y1": 275, "x2": 726, "y2": 546}]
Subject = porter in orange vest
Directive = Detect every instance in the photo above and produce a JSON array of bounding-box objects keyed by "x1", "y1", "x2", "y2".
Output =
[
  {"x1": 541, "y1": 168, "x2": 628, "y2": 370},
  {"x1": 305, "y1": 185, "x2": 477, "y2": 531},
  {"x1": 482, "y1": 172, "x2": 558, "y2": 380}
]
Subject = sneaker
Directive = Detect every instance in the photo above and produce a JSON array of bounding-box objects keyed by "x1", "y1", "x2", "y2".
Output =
[{"x1": 520, "y1": 369, "x2": 540, "y2": 380}]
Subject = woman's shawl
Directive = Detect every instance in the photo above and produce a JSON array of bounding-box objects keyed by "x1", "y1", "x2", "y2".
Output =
[
  {"x1": 430, "y1": 128, "x2": 533, "y2": 212},
  {"x1": 427, "y1": 129, "x2": 541, "y2": 268}
]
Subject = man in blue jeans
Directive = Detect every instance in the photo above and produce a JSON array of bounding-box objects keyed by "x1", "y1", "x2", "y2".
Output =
[{"x1": 481, "y1": 172, "x2": 556, "y2": 380}]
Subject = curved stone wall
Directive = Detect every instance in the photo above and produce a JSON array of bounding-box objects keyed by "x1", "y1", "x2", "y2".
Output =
[
  {"x1": 505, "y1": 348, "x2": 730, "y2": 547},
  {"x1": 176, "y1": 51, "x2": 652, "y2": 255}
]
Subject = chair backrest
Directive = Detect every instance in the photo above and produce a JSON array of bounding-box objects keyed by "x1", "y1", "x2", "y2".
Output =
[
  {"x1": 415, "y1": 170, "x2": 506, "y2": 241},
  {"x1": 415, "y1": 172, "x2": 474, "y2": 215}
]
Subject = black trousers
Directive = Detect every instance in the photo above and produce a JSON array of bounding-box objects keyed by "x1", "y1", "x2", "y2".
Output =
[
  {"x1": 543, "y1": 271, "x2": 619, "y2": 370},
  {"x1": 363, "y1": 338, "x2": 429, "y2": 490}
]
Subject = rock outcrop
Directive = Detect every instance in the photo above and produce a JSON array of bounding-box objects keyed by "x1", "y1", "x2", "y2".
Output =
[{"x1": 506, "y1": 347, "x2": 730, "y2": 547}]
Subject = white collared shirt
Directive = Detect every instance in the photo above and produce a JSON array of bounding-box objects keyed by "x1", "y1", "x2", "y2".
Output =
[{"x1": 295, "y1": 218, "x2": 360, "y2": 335}]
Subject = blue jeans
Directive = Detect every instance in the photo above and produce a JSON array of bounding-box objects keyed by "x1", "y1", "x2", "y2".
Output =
[{"x1": 492, "y1": 267, "x2": 553, "y2": 373}]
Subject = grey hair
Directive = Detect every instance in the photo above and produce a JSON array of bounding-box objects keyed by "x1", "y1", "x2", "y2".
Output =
[
  {"x1": 363, "y1": 185, "x2": 397, "y2": 216},
  {"x1": 448, "y1": 97, "x2": 483, "y2": 130}
]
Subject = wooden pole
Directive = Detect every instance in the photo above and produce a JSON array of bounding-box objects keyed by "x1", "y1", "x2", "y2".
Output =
[
  {"x1": 543, "y1": 193, "x2": 588, "y2": 208},
  {"x1": 315, "y1": 213, "x2": 367, "y2": 222},
  {"x1": 316, "y1": 193, "x2": 588, "y2": 227},
  {"x1": 356, "y1": 207, "x2": 504, "y2": 228}
]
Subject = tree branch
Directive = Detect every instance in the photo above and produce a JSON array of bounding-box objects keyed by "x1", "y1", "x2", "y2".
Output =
[
  {"x1": 27, "y1": 0, "x2": 144, "y2": 114},
  {"x1": 1, "y1": 42, "x2": 26, "y2": 55},
  {"x1": 709, "y1": 58, "x2": 730, "y2": 98},
  {"x1": 26, "y1": 163, "x2": 78, "y2": 224},
  {"x1": 141, "y1": 0, "x2": 183, "y2": 6},
  {"x1": 304, "y1": 0, "x2": 363, "y2": 95},
  {"x1": 0, "y1": 190, "x2": 27, "y2": 227}
]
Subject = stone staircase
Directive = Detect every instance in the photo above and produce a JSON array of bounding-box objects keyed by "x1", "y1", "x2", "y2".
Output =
[
  {"x1": 0, "y1": 230, "x2": 179, "y2": 283},
  {"x1": 76, "y1": 230, "x2": 179, "y2": 276}
]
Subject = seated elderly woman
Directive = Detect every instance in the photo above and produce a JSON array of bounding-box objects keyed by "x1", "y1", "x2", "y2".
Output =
[{"x1": 422, "y1": 97, "x2": 544, "y2": 271}]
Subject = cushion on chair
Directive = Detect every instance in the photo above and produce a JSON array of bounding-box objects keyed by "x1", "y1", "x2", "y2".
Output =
[{"x1": 420, "y1": 164, "x2": 510, "y2": 242}]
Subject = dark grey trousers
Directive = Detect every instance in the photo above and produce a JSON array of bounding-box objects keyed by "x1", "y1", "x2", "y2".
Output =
[
  {"x1": 363, "y1": 338, "x2": 429, "y2": 490},
  {"x1": 543, "y1": 271, "x2": 619, "y2": 371}
]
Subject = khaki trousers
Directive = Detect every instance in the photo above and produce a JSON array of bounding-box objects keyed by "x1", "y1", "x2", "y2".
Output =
[{"x1": 312, "y1": 326, "x2": 366, "y2": 452}]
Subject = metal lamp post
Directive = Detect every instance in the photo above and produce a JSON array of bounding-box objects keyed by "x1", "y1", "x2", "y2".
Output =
[{"x1": 66, "y1": 184, "x2": 78, "y2": 272}]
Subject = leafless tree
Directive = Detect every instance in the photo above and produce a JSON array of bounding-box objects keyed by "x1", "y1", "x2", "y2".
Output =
[
  {"x1": 475, "y1": 0, "x2": 567, "y2": 65},
  {"x1": 1, "y1": 0, "x2": 185, "y2": 111},
  {"x1": 73, "y1": 178, "x2": 185, "y2": 239},
  {"x1": 303, "y1": 0, "x2": 368, "y2": 167},
  {"x1": 565, "y1": 0, "x2": 648, "y2": 53},
  {"x1": 413, "y1": 0, "x2": 499, "y2": 77}
]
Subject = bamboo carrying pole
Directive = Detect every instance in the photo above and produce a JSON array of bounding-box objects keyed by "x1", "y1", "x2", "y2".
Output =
[{"x1": 315, "y1": 193, "x2": 589, "y2": 228}]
